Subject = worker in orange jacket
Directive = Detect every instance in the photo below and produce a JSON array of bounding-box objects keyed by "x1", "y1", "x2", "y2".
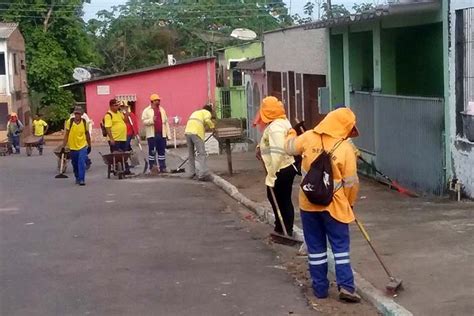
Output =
[{"x1": 285, "y1": 107, "x2": 361, "y2": 303}]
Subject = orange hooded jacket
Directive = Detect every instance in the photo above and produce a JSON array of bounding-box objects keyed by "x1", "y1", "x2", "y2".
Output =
[{"x1": 285, "y1": 108, "x2": 359, "y2": 223}]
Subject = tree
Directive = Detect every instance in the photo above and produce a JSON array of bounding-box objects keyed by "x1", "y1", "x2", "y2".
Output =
[
  {"x1": 1, "y1": 0, "x2": 101, "y2": 130},
  {"x1": 88, "y1": 0, "x2": 293, "y2": 73},
  {"x1": 321, "y1": 3, "x2": 350, "y2": 19},
  {"x1": 352, "y1": 3, "x2": 375, "y2": 13}
]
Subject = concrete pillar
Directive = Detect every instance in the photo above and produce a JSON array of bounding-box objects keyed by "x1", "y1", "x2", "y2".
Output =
[
  {"x1": 326, "y1": 28, "x2": 332, "y2": 109},
  {"x1": 343, "y1": 28, "x2": 350, "y2": 106},
  {"x1": 442, "y1": 0, "x2": 452, "y2": 182},
  {"x1": 373, "y1": 23, "x2": 382, "y2": 92}
]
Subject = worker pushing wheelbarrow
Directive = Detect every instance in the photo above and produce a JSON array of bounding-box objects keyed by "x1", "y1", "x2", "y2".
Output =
[{"x1": 24, "y1": 135, "x2": 44, "y2": 156}]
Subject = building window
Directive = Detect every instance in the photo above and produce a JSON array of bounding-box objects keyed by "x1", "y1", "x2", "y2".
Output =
[
  {"x1": 230, "y1": 61, "x2": 242, "y2": 86},
  {"x1": 455, "y1": 8, "x2": 474, "y2": 136},
  {"x1": 0, "y1": 103, "x2": 7, "y2": 130},
  {"x1": 0, "y1": 52, "x2": 5, "y2": 75},
  {"x1": 13, "y1": 53, "x2": 18, "y2": 75}
]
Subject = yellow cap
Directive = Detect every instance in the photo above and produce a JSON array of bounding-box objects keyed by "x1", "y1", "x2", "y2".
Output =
[{"x1": 150, "y1": 94, "x2": 161, "y2": 101}]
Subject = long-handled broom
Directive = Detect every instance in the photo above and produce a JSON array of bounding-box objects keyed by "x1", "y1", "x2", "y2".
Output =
[
  {"x1": 171, "y1": 133, "x2": 215, "y2": 173},
  {"x1": 126, "y1": 114, "x2": 148, "y2": 174},
  {"x1": 55, "y1": 152, "x2": 68, "y2": 179},
  {"x1": 353, "y1": 213, "x2": 403, "y2": 294},
  {"x1": 358, "y1": 156, "x2": 419, "y2": 198}
]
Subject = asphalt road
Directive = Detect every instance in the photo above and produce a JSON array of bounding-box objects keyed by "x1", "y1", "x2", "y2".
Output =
[{"x1": 0, "y1": 147, "x2": 314, "y2": 316}]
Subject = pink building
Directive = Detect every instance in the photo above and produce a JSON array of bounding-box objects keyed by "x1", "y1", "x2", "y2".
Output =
[{"x1": 67, "y1": 57, "x2": 215, "y2": 137}]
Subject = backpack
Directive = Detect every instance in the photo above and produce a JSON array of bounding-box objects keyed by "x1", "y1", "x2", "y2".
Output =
[
  {"x1": 100, "y1": 112, "x2": 112, "y2": 137},
  {"x1": 300, "y1": 135, "x2": 343, "y2": 206},
  {"x1": 69, "y1": 118, "x2": 87, "y2": 132}
]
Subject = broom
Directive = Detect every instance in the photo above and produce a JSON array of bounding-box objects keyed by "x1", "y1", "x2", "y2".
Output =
[{"x1": 358, "y1": 156, "x2": 419, "y2": 198}]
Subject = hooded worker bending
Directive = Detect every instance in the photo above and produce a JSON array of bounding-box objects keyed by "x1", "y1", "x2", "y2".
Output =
[
  {"x1": 285, "y1": 107, "x2": 361, "y2": 303},
  {"x1": 256, "y1": 96, "x2": 298, "y2": 237},
  {"x1": 184, "y1": 104, "x2": 215, "y2": 181}
]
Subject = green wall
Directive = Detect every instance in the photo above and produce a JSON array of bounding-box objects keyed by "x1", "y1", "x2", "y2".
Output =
[
  {"x1": 230, "y1": 87, "x2": 246, "y2": 118},
  {"x1": 224, "y1": 42, "x2": 263, "y2": 62},
  {"x1": 349, "y1": 31, "x2": 374, "y2": 91},
  {"x1": 330, "y1": 34, "x2": 345, "y2": 106},
  {"x1": 381, "y1": 28, "x2": 397, "y2": 94},
  {"x1": 395, "y1": 23, "x2": 444, "y2": 97}
]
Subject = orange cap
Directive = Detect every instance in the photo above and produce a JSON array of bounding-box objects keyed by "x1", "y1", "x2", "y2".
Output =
[
  {"x1": 259, "y1": 96, "x2": 286, "y2": 123},
  {"x1": 150, "y1": 94, "x2": 161, "y2": 101}
]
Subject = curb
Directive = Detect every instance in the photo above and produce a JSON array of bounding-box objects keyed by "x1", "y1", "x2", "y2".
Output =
[{"x1": 210, "y1": 173, "x2": 412, "y2": 316}]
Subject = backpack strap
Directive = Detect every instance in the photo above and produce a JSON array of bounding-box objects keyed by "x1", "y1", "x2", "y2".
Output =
[
  {"x1": 69, "y1": 118, "x2": 87, "y2": 131},
  {"x1": 319, "y1": 134, "x2": 344, "y2": 154}
]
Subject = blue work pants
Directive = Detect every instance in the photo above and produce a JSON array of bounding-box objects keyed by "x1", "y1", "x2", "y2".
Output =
[
  {"x1": 147, "y1": 134, "x2": 167, "y2": 171},
  {"x1": 70, "y1": 147, "x2": 88, "y2": 183},
  {"x1": 300, "y1": 210, "x2": 355, "y2": 298},
  {"x1": 9, "y1": 135, "x2": 20, "y2": 153}
]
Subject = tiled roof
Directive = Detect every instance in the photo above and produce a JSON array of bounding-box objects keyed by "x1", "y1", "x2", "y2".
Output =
[{"x1": 0, "y1": 23, "x2": 18, "y2": 39}]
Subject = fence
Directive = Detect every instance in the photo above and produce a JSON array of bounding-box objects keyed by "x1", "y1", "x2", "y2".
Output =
[{"x1": 350, "y1": 92, "x2": 445, "y2": 195}]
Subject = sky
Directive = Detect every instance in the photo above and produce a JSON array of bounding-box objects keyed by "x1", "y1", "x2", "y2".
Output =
[{"x1": 83, "y1": 0, "x2": 375, "y2": 21}]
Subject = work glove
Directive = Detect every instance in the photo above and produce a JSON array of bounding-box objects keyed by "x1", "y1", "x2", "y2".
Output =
[{"x1": 87, "y1": 146, "x2": 91, "y2": 154}]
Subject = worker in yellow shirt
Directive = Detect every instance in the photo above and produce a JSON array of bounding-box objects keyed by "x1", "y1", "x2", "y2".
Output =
[
  {"x1": 62, "y1": 106, "x2": 91, "y2": 186},
  {"x1": 32, "y1": 114, "x2": 48, "y2": 155},
  {"x1": 285, "y1": 107, "x2": 361, "y2": 303},
  {"x1": 104, "y1": 99, "x2": 131, "y2": 174},
  {"x1": 184, "y1": 104, "x2": 215, "y2": 181}
]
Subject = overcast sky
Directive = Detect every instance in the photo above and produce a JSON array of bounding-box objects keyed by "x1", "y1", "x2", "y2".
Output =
[{"x1": 83, "y1": 0, "x2": 377, "y2": 21}]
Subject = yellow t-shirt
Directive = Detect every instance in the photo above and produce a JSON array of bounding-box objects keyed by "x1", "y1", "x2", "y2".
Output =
[
  {"x1": 65, "y1": 118, "x2": 89, "y2": 150},
  {"x1": 104, "y1": 111, "x2": 126, "y2": 141},
  {"x1": 33, "y1": 119, "x2": 48, "y2": 136}
]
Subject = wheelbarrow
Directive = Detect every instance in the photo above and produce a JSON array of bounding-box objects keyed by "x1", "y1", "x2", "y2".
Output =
[
  {"x1": 100, "y1": 151, "x2": 131, "y2": 180},
  {"x1": 0, "y1": 139, "x2": 12, "y2": 156},
  {"x1": 53, "y1": 146, "x2": 71, "y2": 174},
  {"x1": 24, "y1": 135, "x2": 44, "y2": 156}
]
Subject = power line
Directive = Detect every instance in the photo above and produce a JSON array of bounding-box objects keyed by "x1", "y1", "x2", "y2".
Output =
[
  {"x1": 0, "y1": 7, "x2": 283, "y2": 14},
  {"x1": 1, "y1": 13, "x2": 283, "y2": 21},
  {"x1": 0, "y1": 1, "x2": 288, "y2": 8}
]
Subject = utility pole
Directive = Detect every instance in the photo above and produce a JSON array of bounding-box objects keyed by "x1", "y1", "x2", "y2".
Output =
[{"x1": 327, "y1": 0, "x2": 333, "y2": 19}]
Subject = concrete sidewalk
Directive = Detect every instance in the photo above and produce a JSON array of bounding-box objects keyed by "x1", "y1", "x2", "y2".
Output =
[{"x1": 197, "y1": 150, "x2": 474, "y2": 316}]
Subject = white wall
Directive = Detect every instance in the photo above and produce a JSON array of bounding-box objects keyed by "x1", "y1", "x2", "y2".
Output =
[
  {"x1": 0, "y1": 41, "x2": 8, "y2": 95},
  {"x1": 264, "y1": 27, "x2": 327, "y2": 75},
  {"x1": 449, "y1": 0, "x2": 474, "y2": 197}
]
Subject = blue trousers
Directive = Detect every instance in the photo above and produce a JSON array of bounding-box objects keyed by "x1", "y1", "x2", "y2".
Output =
[
  {"x1": 300, "y1": 210, "x2": 355, "y2": 298},
  {"x1": 9, "y1": 135, "x2": 20, "y2": 153},
  {"x1": 147, "y1": 134, "x2": 167, "y2": 171},
  {"x1": 70, "y1": 147, "x2": 88, "y2": 182}
]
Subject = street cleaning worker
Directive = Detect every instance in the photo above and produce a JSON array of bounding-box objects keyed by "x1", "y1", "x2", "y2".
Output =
[
  {"x1": 122, "y1": 101, "x2": 139, "y2": 151},
  {"x1": 6, "y1": 113, "x2": 24, "y2": 154},
  {"x1": 285, "y1": 107, "x2": 361, "y2": 303},
  {"x1": 69, "y1": 108, "x2": 93, "y2": 169},
  {"x1": 104, "y1": 99, "x2": 132, "y2": 174},
  {"x1": 32, "y1": 114, "x2": 48, "y2": 155},
  {"x1": 184, "y1": 104, "x2": 215, "y2": 181},
  {"x1": 62, "y1": 106, "x2": 91, "y2": 186},
  {"x1": 141, "y1": 94, "x2": 171, "y2": 173},
  {"x1": 255, "y1": 96, "x2": 298, "y2": 237}
]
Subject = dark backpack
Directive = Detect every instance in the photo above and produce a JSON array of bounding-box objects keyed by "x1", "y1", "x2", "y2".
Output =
[
  {"x1": 100, "y1": 112, "x2": 112, "y2": 137},
  {"x1": 300, "y1": 136, "x2": 343, "y2": 206},
  {"x1": 69, "y1": 118, "x2": 87, "y2": 132}
]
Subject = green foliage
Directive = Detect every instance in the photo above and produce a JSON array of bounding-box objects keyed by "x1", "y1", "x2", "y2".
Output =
[
  {"x1": 87, "y1": 0, "x2": 293, "y2": 73},
  {"x1": 1, "y1": 0, "x2": 99, "y2": 131},
  {"x1": 352, "y1": 3, "x2": 375, "y2": 13}
]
